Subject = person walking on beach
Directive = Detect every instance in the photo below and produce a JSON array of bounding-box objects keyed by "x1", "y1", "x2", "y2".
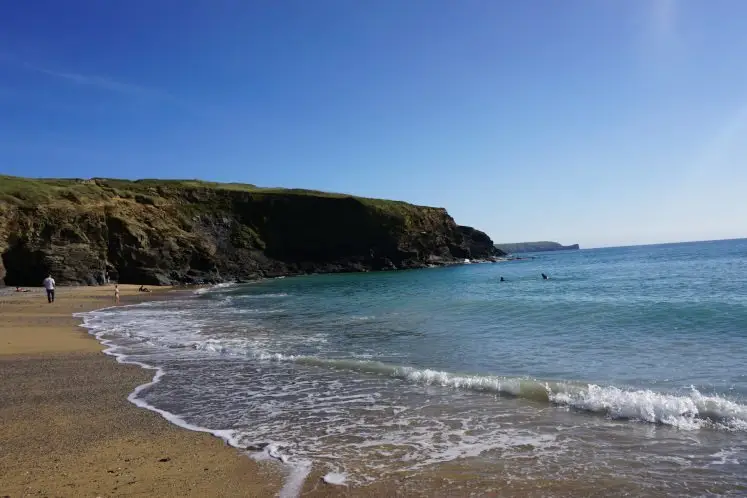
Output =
[
  {"x1": 42, "y1": 274, "x2": 55, "y2": 303},
  {"x1": 114, "y1": 284, "x2": 120, "y2": 304}
]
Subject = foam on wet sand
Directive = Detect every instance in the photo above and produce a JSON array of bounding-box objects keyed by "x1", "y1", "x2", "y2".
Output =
[{"x1": 0, "y1": 285, "x2": 281, "y2": 497}]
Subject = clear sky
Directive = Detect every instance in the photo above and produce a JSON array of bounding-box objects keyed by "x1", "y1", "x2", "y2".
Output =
[{"x1": 1, "y1": 1, "x2": 745, "y2": 248}]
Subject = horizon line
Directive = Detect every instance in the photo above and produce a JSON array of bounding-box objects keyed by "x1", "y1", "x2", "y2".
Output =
[{"x1": 583, "y1": 237, "x2": 746, "y2": 251}]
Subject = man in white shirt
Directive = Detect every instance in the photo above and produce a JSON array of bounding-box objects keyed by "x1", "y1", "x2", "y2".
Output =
[{"x1": 43, "y1": 274, "x2": 55, "y2": 303}]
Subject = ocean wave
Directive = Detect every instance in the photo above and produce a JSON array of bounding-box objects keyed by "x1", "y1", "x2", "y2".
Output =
[
  {"x1": 193, "y1": 282, "x2": 238, "y2": 295},
  {"x1": 75, "y1": 302, "x2": 747, "y2": 433},
  {"x1": 213, "y1": 293, "x2": 288, "y2": 306},
  {"x1": 238, "y1": 293, "x2": 289, "y2": 299},
  {"x1": 286, "y1": 359, "x2": 747, "y2": 430},
  {"x1": 142, "y1": 334, "x2": 747, "y2": 432},
  {"x1": 74, "y1": 301, "x2": 747, "y2": 495}
]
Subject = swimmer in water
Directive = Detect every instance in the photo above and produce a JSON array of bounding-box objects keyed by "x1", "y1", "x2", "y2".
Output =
[
  {"x1": 500, "y1": 277, "x2": 505, "y2": 282},
  {"x1": 541, "y1": 273, "x2": 548, "y2": 280}
]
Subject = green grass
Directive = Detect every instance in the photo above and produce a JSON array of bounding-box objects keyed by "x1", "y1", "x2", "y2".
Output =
[
  {"x1": 0, "y1": 176, "x2": 110, "y2": 205},
  {"x1": 0, "y1": 175, "x2": 434, "y2": 215}
]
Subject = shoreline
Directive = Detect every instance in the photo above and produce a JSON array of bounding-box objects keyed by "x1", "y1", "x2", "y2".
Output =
[
  {"x1": 66, "y1": 285, "x2": 401, "y2": 497},
  {"x1": 0, "y1": 283, "x2": 507, "y2": 497},
  {"x1": 0, "y1": 284, "x2": 404, "y2": 497},
  {"x1": 77, "y1": 280, "x2": 747, "y2": 497},
  {"x1": 4, "y1": 281, "x2": 705, "y2": 497},
  {"x1": 0, "y1": 285, "x2": 283, "y2": 497}
]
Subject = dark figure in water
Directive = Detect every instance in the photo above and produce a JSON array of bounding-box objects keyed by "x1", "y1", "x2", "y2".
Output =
[
  {"x1": 500, "y1": 277, "x2": 505, "y2": 282},
  {"x1": 541, "y1": 273, "x2": 548, "y2": 280}
]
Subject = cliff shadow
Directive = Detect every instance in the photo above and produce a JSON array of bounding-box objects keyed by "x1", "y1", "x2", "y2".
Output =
[{"x1": 1, "y1": 243, "x2": 50, "y2": 287}]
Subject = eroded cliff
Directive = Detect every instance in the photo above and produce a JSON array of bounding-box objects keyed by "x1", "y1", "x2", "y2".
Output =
[{"x1": 0, "y1": 176, "x2": 503, "y2": 286}]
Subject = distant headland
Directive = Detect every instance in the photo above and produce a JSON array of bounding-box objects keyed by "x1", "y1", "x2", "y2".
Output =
[{"x1": 494, "y1": 241, "x2": 580, "y2": 254}]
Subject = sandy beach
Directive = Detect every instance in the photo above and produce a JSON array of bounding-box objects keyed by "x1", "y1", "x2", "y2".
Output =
[
  {"x1": 0, "y1": 285, "x2": 591, "y2": 498},
  {"x1": 0, "y1": 285, "x2": 283, "y2": 497},
  {"x1": 0, "y1": 285, "x2": 437, "y2": 498}
]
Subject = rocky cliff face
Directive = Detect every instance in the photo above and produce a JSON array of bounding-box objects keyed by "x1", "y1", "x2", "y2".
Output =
[{"x1": 0, "y1": 177, "x2": 503, "y2": 286}]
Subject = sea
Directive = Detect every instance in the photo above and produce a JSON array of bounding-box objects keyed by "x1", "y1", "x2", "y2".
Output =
[{"x1": 77, "y1": 239, "x2": 747, "y2": 497}]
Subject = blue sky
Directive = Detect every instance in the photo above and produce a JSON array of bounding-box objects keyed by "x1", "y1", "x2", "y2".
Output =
[{"x1": 1, "y1": 1, "x2": 745, "y2": 248}]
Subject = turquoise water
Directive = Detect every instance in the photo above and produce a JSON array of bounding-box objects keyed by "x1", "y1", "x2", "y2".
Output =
[{"x1": 80, "y1": 239, "x2": 747, "y2": 496}]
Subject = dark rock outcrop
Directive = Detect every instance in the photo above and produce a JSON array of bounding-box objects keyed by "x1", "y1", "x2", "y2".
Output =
[{"x1": 0, "y1": 176, "x2": 503, "y2": 286}]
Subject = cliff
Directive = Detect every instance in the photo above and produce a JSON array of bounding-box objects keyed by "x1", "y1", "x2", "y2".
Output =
[
  {"x1": 0, "y1": 176, "x2": 504, "y2": 286},
  {"x1": 494, "y1": 241, "x2": 580, "y2": 254}
]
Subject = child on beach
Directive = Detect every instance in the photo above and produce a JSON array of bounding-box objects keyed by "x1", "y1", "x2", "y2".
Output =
[{"x1": 114, "y1": 284, "x2": 120, "y2": 304}]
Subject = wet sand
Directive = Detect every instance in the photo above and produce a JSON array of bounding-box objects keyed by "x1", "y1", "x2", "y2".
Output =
[{"x1": 0, "y1": 285, "x2": 282, "y2": 497}]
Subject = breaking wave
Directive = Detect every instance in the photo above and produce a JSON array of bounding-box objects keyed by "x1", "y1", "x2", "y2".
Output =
[{"x1": 163, "y1": 337, "x2": 747, "y2": 431}]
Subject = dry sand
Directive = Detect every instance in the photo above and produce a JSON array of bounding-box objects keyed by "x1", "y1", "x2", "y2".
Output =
[{"x1": 0, "y1": 285, "x2": 282, "y2": 497}]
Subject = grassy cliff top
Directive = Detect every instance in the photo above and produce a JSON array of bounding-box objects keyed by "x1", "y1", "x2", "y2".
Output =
[{"x1": 0, "y1": 175, "x2": 438, "y2": 216}]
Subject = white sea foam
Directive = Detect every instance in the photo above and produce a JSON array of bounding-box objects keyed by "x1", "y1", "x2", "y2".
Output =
[
  {"x1": 280, "y1": 459, "x2": 312, "y2": 498},
  {"x1": 322, "y1": 472, "x2": 348, "y2": 485},
  {"x1": 709, "y1": 448, "x2": 740, "y2": 466},
  {"x1": 75, "y1": 308, "x2": 315, "y2": 498},
  {"x1": 238, "y1": 292, "x2": 289, "y2": 299},
  {"x1": 74, "y1": 311, "x2": 244, "y2": 447},
  {"x1": 227, "y1": 355, "x2": 747, "y2": 431},
  {"x1": 93, "y1": 308, "x2": 747, "y2": 434},
  {"x1": 193, "y1": 282, "x2": 237, "y2": 295},
  {"x1": 549, "y1": 384, "x2": 747, "y2": 430},
  {"x1": 258, "y1": 359, "x2": 746, "y2": 432},
  {"x1": 74, "y1": 297, "x2": 747, "y2": 495},
  {"x1": 78, "y1": 302, "x2": 564, "y2": 488}
]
